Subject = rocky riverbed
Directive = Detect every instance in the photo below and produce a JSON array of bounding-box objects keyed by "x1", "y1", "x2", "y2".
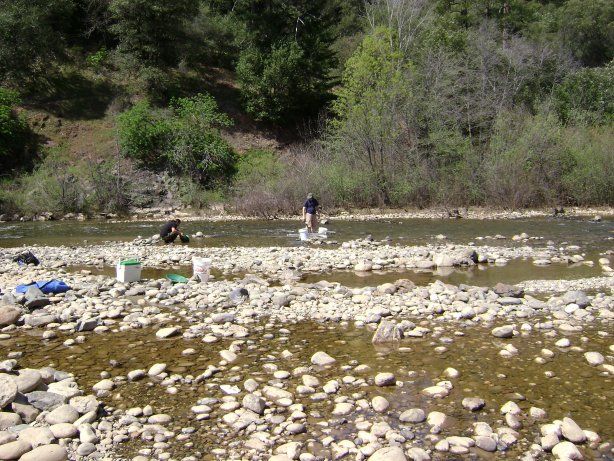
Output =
[{"x1": 0, "y1": 232, "x2": 612, "y2": 460}]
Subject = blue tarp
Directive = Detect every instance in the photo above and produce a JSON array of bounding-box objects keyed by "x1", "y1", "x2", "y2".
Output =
[{"x1": 15, "y1": 280, "x2": 71, "y2": 295}]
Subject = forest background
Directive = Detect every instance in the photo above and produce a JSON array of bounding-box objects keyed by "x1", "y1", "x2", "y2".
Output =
[{"x1": 0, "y1": 0, "x2": 612, "y2": 217}]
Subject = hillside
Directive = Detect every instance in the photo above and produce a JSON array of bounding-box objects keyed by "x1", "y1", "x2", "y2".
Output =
[{"x1": 1, "y1": 0, "x2": 612, "y2": 219}]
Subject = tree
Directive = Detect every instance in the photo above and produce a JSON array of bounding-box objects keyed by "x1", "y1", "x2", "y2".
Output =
[
  {"x1": 559, "y1": 0, "x2": 614, "y2": 66},
  {"x1": 109, "y1": 0, "x2": 198, "y2": 93},
  {"x1": 233, "y1": 0, "x2": 338, "y2": 122},
  {"x1": 0, "y1": 88, "x2": 33, "y2": 175},
  {"x1": 0, "y1": 0, "x2": 74, "y2": 85}
]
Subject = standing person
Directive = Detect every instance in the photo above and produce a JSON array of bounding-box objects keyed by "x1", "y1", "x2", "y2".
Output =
[
  {"x1": 160, "y1": 218, "x2": 183, "y2": 243},
  {"x1": 302, "y1": 193, "x2": 319, "y2": 233}
]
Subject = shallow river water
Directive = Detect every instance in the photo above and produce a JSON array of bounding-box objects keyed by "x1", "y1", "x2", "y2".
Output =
[{"x1": 3, "y1": 318, "x2": 612, "y2": 460}]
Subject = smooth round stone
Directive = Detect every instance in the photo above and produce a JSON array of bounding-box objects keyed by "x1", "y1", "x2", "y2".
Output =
[
  {"x1": 50, "y1": 423, "x2": 79, "y2": 439},
  {"x1": 0, "y1": 440, "x2": 32, "y2": 459},
  {"x1": 46, "y1": 404, "x2": 79, "y2": 424},
  {"x1": 0, "y1": 374, "x2": 18, "y2": 409},
  {"x1": 374, "y1": 373, "x2": 395, "y2": 386},
  {"x1": 14, "y1": 369, "x2": 43, "y2": 393},
  {"x1": 462, "y1": 397, "x2": 485, "y2": 411},
  {"x1": 18, "y1": 427, "x2": 55, "y2": 448},
  {"x1": 286, "y1": 423, "x2": 306, "y2": 434},
  {"x1": 371, "y1": 396, "x2": 389, "y2": 412},
  {"x1": 552, "y1": 441, "x2": 583, "y2": 460},
  {"x1": 368, "y1": 446, "x2": 407, "y2": 461},
  {"x1": 19, "y1": 444, "x2": 68, "y2": 461},
  {"x1": 311, "y1": 352, "x2": 335, "y2": 366},
  {"x1": 399, "y1": 408, "x2": 426, "y2": 423},
  {"x1": 474, "y1": 436, "x2": 497, "y2": 452},
  {"x1": 76, "y1": 442, "x2": 96, "y2": 456}
]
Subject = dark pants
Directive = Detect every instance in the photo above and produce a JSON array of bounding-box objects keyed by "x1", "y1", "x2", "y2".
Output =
[{"x1": 161, "y1": 231, "x2": 179, "y2": 243}]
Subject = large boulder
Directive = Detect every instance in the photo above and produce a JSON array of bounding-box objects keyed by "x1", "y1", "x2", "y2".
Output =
[
  {"x1": 494, "y1": 283, "x2": 524, "y2": 298},
  {"x1": 19, "y1": 444, "x2": 68, "y2": 461},
  {"x1": 372, "y1": 320, "x2": 402, "y2": 344},
  {"x1": 562, "y1": 291, "x2": 589, "y2": 308}
]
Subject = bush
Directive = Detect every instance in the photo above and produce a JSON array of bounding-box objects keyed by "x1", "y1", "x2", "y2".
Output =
[{"x1": 117, "y1": 93, "x2": 236, "y2": 187}]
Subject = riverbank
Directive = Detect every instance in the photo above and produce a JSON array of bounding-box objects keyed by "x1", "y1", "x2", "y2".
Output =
[{"x1": 1, "y1": 205, "x2": 613, "y2": 224}]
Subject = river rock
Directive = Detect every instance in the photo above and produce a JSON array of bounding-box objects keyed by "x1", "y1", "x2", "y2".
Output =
[
  {"x1": 427, "y1": 411, "x2": 447, "y2": 427},
  {"x1": 311, "y1": 351, "x2": 335, "y2": 366},
  {"x1": 0, "y1": 375, "x2": 18, "y2": 409},
  {"x1": 462, "y1": 397, "x2": 485, "y2": 411},
  {"x1": 494, "y1": 283, "x2": 524, "y2": 298},
  {"x1": 26, "y1": 391, "x2": 66, "y2": 411},
  {"x1": 156, "y1": 327, "x2": 180, "y2": 339},
  {"x1": 24, "y1": 287, "x2": 50, "y2": 310},
  {"x1": 69, "y1": 395, "x2": 100, "y2": 414},
  {"x1": 229, "y1": 288, "x2": 249, "y2": 304},
  {"x1": 474, "y1": 436, "x2": 497, "y2": 452},
  {"x1": 49, "y1": 423, "x2": 79, "y2": 439},
  {"x1": 561, "y1": 417, "x2": 587, "y2": 443},
  {"x1": 399, "y1": 408, "x2": 426, "y2": 423},
  {"x1": 0, "y1": 412, "x2": 21, "y2": 430},
  {"x1": 76, "y1": 317, "x2": 100, "y2": 332},
  {"x1": 371, "y1": 320, "x2": 401, "y2": 344},
  {"x1": 46, "y1": 404, "x2": 79, "y2": 424},
  {"x1": 368, "y1": 446, "x2": 407, "y2": 461},
  {"x1": 19, "y1": 444, "x2": 68, "y2": 461},
  {"x1": 583, "y1": 352, "x2": 604, "y2": 366},
  {"x1": 0, "y1": 440, "x2": 32, "y2": 459},
  {"x1": 374, "y1": 372, "x2": 395, "y2": 386},
  {"x1": 563, "y1": 291, "x2": 589, "y2": 308},
  {"x1": 491, "y1": 325, "x2": 514, "y2": 338},
  {"x1": 14, "y1": 369, "x2": 42, "y2": 393},
  {"x1": 552, "y1": 441, "x2": 583, "y2": 460},
  {"x1": 242, "y1": 394, "x2": 266, "y2": 415},
  {"x1": 18, "y1": 426, "x2": 55, "y2": 448},
  {"x1": 0, "y1": 307, "x2": 21, "y2": 327},
  {"x1": 372, "y1": 396, "x2": 389, "y2": 412}
]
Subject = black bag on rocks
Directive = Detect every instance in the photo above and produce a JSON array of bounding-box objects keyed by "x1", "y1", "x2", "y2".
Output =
[{"x1": 13, "y1": 251, "x2": 40, "y2": 266}]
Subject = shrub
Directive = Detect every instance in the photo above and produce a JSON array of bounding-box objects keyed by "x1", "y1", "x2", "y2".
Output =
[{"x1": 117, "y1": 93, "x2": 237, "y2": 187}]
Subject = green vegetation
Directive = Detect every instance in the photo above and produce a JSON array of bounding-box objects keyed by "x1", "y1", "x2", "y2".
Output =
[{"x1": 0, "y1": 0, "x2": 612, "y2": 217}]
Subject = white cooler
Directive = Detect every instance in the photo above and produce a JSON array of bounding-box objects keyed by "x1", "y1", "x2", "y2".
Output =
[{"x1": 116, "y1": 259, "x2": 142, "y2": 282}]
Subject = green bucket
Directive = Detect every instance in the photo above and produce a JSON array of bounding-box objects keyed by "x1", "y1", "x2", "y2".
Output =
[
  {"x1": 180, "y1": 234, "x2": 190, "y2": 243},
  {"x1": 166, "y1": 273, "x2": 189, "y2": 284}
]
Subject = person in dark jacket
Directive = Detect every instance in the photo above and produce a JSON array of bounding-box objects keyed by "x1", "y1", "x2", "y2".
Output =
[
  {"x1": 302, "y1": 193, "x2": 319, "y2": 233},
  {"x1": 160, "y1": 219, "x2": 183, "y2": 243}
]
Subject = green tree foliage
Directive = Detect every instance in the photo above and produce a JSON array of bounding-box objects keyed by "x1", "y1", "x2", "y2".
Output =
[
  {"x1": 554, "y1": 62, "x2": 614, "y2": 124},
  {"x1": 0, "y1": 89, "x2": 33, "y2": 175},
  {"x1": 0, "y1": 0, "x2": 74, "y2": 84},
  {"x1": 559, "y1": 0, "x2": 614, "y2": 67},
  {"x1": 117, "y1": 93, "x2": 236, "y2": 187},
  {"x1": 109, "y1": 0, "x2": 198, "y2": 93},
  {"x1": 232, "y1": 0, "x2": 338, "y2": 122}
]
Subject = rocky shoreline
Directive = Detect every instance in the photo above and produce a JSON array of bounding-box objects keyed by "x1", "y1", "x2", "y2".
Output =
[
  {"x1": 0, "y1": 234, "x2": 612, "y2": 460},
  {"x1": 1, "y1": 206, "x2": 612, "y2": 224}
]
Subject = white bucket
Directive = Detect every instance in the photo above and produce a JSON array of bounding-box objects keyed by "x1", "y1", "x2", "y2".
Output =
[
  {"x1": 318, "y1": 227, "x2": 328, "y2": 235},
  {"x1": 192, "y1": 257, "x2": 211, "y2": 282},
  {"x1": 299, "y1": 228, "x2": 309, "y2": 241},
  {"x1": 116, "y1": 261, "x2": 142, "y2": 283}
]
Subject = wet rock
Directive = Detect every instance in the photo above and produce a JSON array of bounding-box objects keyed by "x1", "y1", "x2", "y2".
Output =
[
  {"x1": 368, "y1": 446, "x2": 407, "y2": 461},
  {"x1": 475, "y1": 436, "x2": 497, "y2": 452},
  {"x1": 0, "y1": 306, "x2": 21, "y2": 327},
  {"x1": 19, "y1": 444, "x2": 68, "y2": 461},
  {"x1": 399, "y1": 408, "x2": 425, "y2": 423},
  {"x1": 372, "y1": 396, "x2": 389, "y2": 412},
  {"x1": 427, "y1": 411, "x2": 447, "y2": 427},
  {"x1": 155, "y1": 327, "x2": 180, "y2": 339},
  {"x1": 0, "y1": 375, "x2": 18, "y2": 409},
  {"x1": 561, "y1": 417, "x2": 587, "y2": 443},
  {"x1": 374, "y1": 372, "x2": 395, "y2": 386},
  {"x1": 406, "y1": 447, "x2": 429, "y2": 461},
  {"x1": 491, "y1": 325, "x2": 514, "y2": 338},
  {"x1": 148, "y1": 363, "x2": 167, "y2": 376},
  {"x1": 541, "y1": 433, "x2": 560, "y2": 451},
  {"x1": 584, "y1": 352, "x2": 604, "y2": 366},
  {"x1": 552, "y1": 441, "x2": 583, "y2": 460},
  {"x1": 0, "y1": 440, "x2": 31, "y2": 459},
  {"x1": 311, "y1": 351, "x2": 336, "y2": 366},
  {"x1": 371, "y1": 320, "x2": 401, "y2": 344},
  {"x1": 462, "y1": 397, "x2": 485, "y2": 411},
  {"x1": 422, "y1": 385, "x2": 449, "y2": 398}
]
